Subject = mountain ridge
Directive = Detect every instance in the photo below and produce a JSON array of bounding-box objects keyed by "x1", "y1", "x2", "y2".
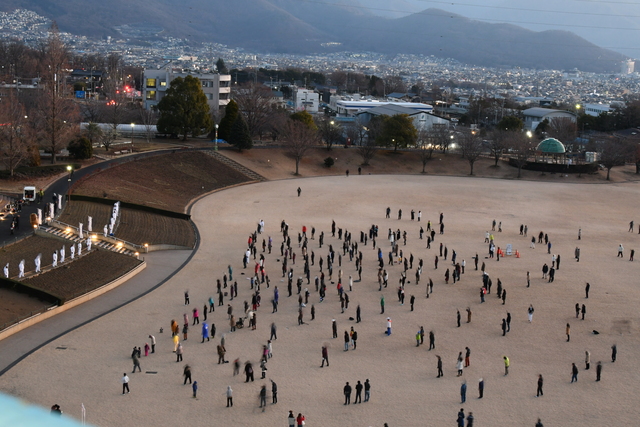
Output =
[{"x1": 0, "y1": 0, "x2": 627, "y2": 72}]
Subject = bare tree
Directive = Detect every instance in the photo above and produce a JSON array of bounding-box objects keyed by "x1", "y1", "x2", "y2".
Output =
[
  {"x1": 416, "y1": 128, "x2": 432, "y2": 173},
  {"x1": 234, "y1": 82, "x2": 274, "y2": 139},
  {"x1": 598, "y1": 137, "x2": 632, "y2": 180},
  {"x1": 139, "y1": 107, "x2": 157, "y2": 142},
  {"x1": 459, "y1": 130, "x2": 484, "y2": 175},
  {"x1": 100, "y1": 128, "x2": 118, "y2": 152},
  {"x1": 509, "y1": 132, "x2": 534, "y2": 178},
  {"x1": 34, "y1": 24, "x2": 78, "y2": 163},
  {"x1": 547, "y1": 117, "x2": 578, "y2": 149},
  {"x1": 489, "y1": 130, "x2": 510, "y2": 167},
  {"x1": 316, "y1": 116, "x2": 342, "y2": 151},
  {"x1": 102, "y1": 80, "x2": 128, "y2": 137},
  {"x1": 430, "y1": 123, "x2": 452, "y2": 153},
  {"x1": 0, "y1": 92, "x2": 32, "y2": 175},
  {"x1": 346, "y1": 119, "x2": 376, "y2": 166},
  {"x1": 281, "y1": 119, "x2": 319, "y2": 175},
  {"x1": 79, "y1": 98, "x2": 102, "y2": 123}
]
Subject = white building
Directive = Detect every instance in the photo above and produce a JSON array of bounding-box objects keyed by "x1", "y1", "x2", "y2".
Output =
[
  {"x1": 294, "y1": 89, "x2": 319, "y2": 113},
  {"x1": 356, "y1": 104, "x2": 448, "y2": 131},
  {"x1": 583, "y1": 104, "x2": 612, "y2": 117},
  {"x1": 329, "y1": 95, "x2": 433, "y2": 117},
  {"x1": 143, "y1": 68, "x2": 231, "y2": 111},
  {"x1": 621, "y1": 60, "x2": 635, "y2": 75},
  {"x1": 522, "y1": 107, "x2": 577, "y2": 131}
]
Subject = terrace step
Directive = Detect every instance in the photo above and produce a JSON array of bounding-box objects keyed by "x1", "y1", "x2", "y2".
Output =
[{"x1": 205, "y1": 150, "x2": 266, "y2": 182}]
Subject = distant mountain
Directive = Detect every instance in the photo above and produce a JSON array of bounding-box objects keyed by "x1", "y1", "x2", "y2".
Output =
[
  {"x1": 0, "y1": 0, "x2": 627, "y2": 72},
  {"x1": 342, "y1": 8, "x2": 627, "y2": 72},
  {"x1": 368, "y1": 0, "x2": 640, "y2": 57}
]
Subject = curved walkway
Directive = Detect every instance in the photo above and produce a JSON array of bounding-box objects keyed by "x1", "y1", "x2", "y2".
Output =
[{"x1": 0, "y1": 248, "x2": 195, "y2": 375}]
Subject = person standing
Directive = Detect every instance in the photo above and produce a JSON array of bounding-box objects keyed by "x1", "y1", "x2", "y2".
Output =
[
  {"x1": 437, "y1": 355, "x2": 443, "y2": 378},
  {"x1": 456, "y1": 353, "x2": 464, "y2": 377},
  {"x1": 271, "y1": 379, "x2": 278, "y2": 403},
  {"x1": 611, "y1": 344, "x2": 617, "y2": 362},
  {"x1": 464, "y1": 347, "x2": 471, "y2": 367},
  {"x1": 581, "y1": 304, "x2": 586, "y2": 320},
  {"x1": 429, "y1": 331, "x2": 435, "y2": 350},
  {"x1": 332, "y1": 319, "x2": 338, "y2": 338},
  {"x1": 527, "y1": 271, "x2": 530, "y2": 287},
  {"x1": 457, "y1": 310, "x2": 461, "y2": 327},
  {"x1": 596, "y1": 361, "x2": 602, "y2": 381},
  {"x1": 132, "y1": 353, "x2": 141, "y2": 373},
  {"x1": 380, "y1": 296, "x2": 385, "y2": 314},
  {"x1": 575, "y1": 247, "x2": 580, "y2": 262},
  {"x1": 121, "y1": 373, "x2": 130, "y2": 394},
  {"x1": 386, "y1": 317, "x2": 392, "y2": 335},
  {"x1": 148, "y1": 334, "x2": 156, "y2": 353},
  {"x1": 536, "y1": 419, "x2": 544, "y2": 427},
  {"x1": 364, "y1": 379, "x2": 371, "y2": 402},
  {"x1": 183, "y1": 365, "x2": 192, "y2": 384},
  {"x1": 528, "y1": 305, "x2": 534, "y2": 322},
  {"x1": 630, "y1": 249, "x2": 635, "y2": 261},
  {"x1": 296, "y1": 413, "x2": 306, "y2": 427},
  {"x1": 618, "y1": 244, "x2": 624, "y2": 257},
  {"x1": 571, "y1": 363, "x2": 578, "y2": 383},
  {"x1": 566, "y1": 323, "x2": 571, "y2": 342},
  {"x1": 585, "y1": 350, "x2": 591, "y2": 370},
  {"x1": 355, "y1": 380, "x2": 363, "y2": 403},
  {"x1": 260, "y1": 385, "x2": 267, "y2": 409},
  {"x1": 176, "y1": 343, "x2": 183, "y2": 362},
  {"x1": 343, "y1": 382, "x2": 352, "y2": 405},
  {"x1": 503, "y1": 356, "x2": 510, "y2": 375},
  {"x1": 410, "y1": 294, "x2": 415, "y2": 311},
  {"x1": 460, "y1": 381, "x2": 467, "y2": 403},
  {"x1": 192, "y1": 381, "x2": 198, "y2": 398},
  {"x1": 478, "y1": 378, "x2": 484, "y2": 398},
  {"x1": 466, "y1": 412, "x2": 474, "y2": 427},
  {"x1": 536, "y1": 374, "x2": 543, "y2": 397},
  {"x1": 585, "y1": 282, "x2": 590, "y2": 299},
  {"x1": 344, "y1": 331, "x2": 350, "y2": 351},
  {"x1": 288, "y1": 410, "x2": 295, "y2": 426},
  {"x1": 457, "y1": 408, "x2": 465, "y2": 427},
  {"x1": 226, "y1": 386, "x2": 233, "y2": 407},
  {"x1": 506, "y1": 312, "x2": 512, "y2": 332}
]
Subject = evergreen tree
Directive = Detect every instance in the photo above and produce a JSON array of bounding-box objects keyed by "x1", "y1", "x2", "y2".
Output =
[
  {"x1": 218, "y1": 100, "x2": 239, "y2": 142},
  {"x1": 229, "y1": 113, "x2": 253, "y2": 152},
  {"x1": 156, "y1": 75, "x2": 212, "y2": 140}
]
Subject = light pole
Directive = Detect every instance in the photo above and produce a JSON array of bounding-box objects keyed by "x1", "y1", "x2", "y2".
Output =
[
  {"x1": 215, "y1": 124, "x2": 219, "y2": 151},
  {"x1": 66, "y1": 165, "x2": 72, "y2": 206},
  {"x1": 130, "y1": 123, "x2": 135, "y2": 151}
]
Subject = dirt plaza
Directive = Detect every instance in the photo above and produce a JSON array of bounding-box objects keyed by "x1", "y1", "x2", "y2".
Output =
[{"x1": 0, "y1": 174, "x2": 639, "y2": 426}]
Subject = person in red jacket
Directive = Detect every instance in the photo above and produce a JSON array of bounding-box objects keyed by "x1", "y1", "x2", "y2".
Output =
[{"x1": 296, "y1": 413, "x2": 306, "y2": 426}]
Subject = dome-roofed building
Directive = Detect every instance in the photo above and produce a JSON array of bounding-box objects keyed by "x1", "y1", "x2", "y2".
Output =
[
  {"x1": 536, "y1": 138, "x2": 566, "y2": 154},
  {"x1": 535, "y1": 138, "x2": 567, "y2": 164}
]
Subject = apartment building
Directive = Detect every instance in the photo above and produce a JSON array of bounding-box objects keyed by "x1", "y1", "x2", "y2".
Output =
[{"x1": 143, "y1": 68, "x2": 231, "y2": 111}]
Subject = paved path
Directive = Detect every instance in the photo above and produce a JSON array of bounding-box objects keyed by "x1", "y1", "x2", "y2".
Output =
[
  {"x1": 0, "y1": 148, "x2": 211, "y2": 243},
  {"x1": 0, "y1": 249, "x2": 194, "y2": 376}
]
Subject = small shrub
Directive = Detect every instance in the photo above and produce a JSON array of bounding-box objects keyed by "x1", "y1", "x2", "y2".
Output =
[{"x1": 324, "y1": 157, "x2": 335, "y2": 168}]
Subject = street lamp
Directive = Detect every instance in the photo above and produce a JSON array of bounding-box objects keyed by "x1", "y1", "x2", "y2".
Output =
[
  {"x1": 526, "y1": 130, "x2": 533, "y2": 139},
  {"x1": 66, "y1": 165, "x2": 72, "y2": 206},
  {"x1": 214, "y1": 124, "x2": 219, "y2": 151}
]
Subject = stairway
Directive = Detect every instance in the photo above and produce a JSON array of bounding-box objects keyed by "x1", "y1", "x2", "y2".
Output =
[
  {"x1": 40, "y1": 226, "x2": 136, "y2": 256},
  {"x1": 205, "y1": 150, "x2": 266, "y2": 182}
]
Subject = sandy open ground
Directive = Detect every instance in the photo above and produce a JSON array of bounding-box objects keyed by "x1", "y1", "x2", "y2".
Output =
[{"x1": 0, "y1": 175, "x2": 639, "y2": 427}]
